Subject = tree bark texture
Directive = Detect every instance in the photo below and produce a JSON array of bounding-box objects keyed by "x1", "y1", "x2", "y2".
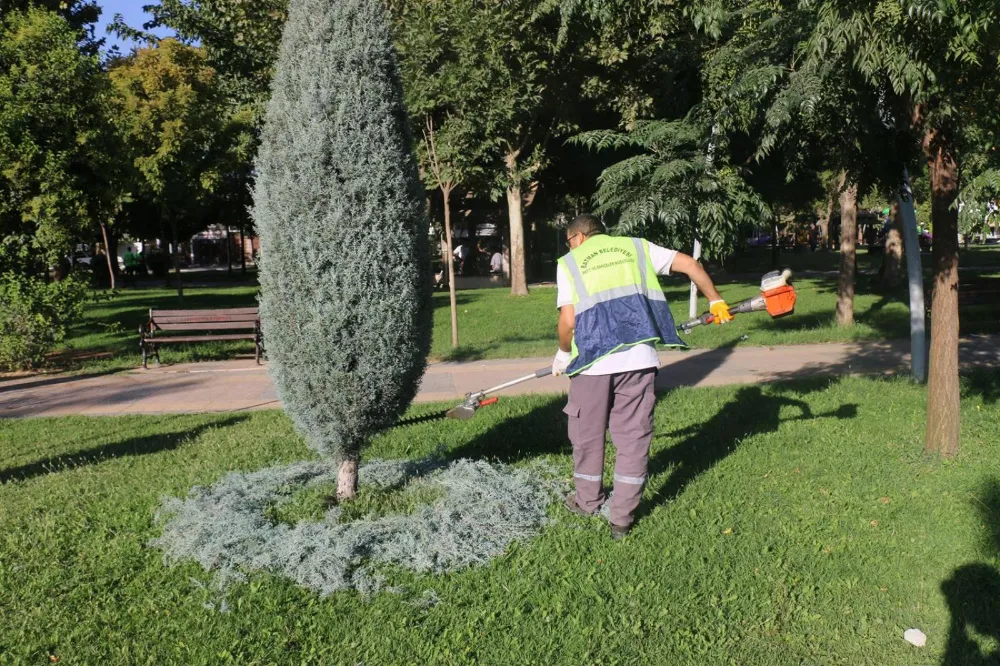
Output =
[
  {"x1": 880, "y1": 201, "x2": 904, "y2": 290},
  {"x1": 240, "y1": 224, "x2": 247, "y2": 275},
  {"x1": 171, "y1": 219, "x2": 184, "y2": 300},
  {"x1": 100, "y1": 222, "x2": 116, "y2": 290},
  {"x1": 819, "y1": 191, "x2": 835, "y2": 249},
  {"x1": 923, "y1": 127, "x2": 961, "y2": 457},
  {"x1": 505, "y1": 151, "x2": 529, "y2": 297},
  {"x1": 337, "y1": 457, "x2": 359, "y2": 500},
  {"x1": 442, "y1": 186, "x2": 459, "y2": 348},
  {"x1": 836, "y1": 180, "x2": 858, "y2": 327}
]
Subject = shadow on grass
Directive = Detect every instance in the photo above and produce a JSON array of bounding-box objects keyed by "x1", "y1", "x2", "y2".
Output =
[
  {"x1": 941, "y1": 479, "x2": 1000, "y2": 665},
  {"x1": 641, "y1": 379, "x2": 857, "y2": 520},
  {"x1": 0, "y1": 414, "x2": 249, "y2": 484},
  {"x1": 963, "y1": 369, "x2": 1000, "y2": 405},
  {"x1": 448, "y1": 396, "x2": 569, "y2": 463}
]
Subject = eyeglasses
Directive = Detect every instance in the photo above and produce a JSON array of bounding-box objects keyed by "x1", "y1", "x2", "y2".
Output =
[{"x1": 565, "y1": 232, "x2": 583, "y2": 248}]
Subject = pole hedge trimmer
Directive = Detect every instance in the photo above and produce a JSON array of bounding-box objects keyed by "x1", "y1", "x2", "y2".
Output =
[
  {"x1": 445, "y1": 269, "x2": 797, "y2": 420},
  {"x1": 678, "y1": 269, "x2": 797, "y2": 333}
]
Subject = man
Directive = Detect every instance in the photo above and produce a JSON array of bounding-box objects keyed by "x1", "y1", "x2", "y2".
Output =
[
  {"x1": 452, "y1": 242, "x2": 470, "y2": 275},
  {"x1": 490, "y1": 246, "x2": 503, "y2": 276},
  {"x1": 123, "y1": 247, "x2": 137, "y2": 286},
  {"x1": 552, "y1": 214, "x2": 733, "y2": 540}
]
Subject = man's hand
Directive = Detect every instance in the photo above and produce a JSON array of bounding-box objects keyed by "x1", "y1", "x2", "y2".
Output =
[
  {"x1": 552, "y1": 349, "x2": 572, "y2": 376},
  {"x1": 709, "y1": 300, "x2": 733, "y2": 325}
]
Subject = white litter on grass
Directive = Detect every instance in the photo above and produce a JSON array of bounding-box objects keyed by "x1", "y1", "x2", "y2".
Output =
[
  {"x1": 150, "y1": 457, "x2": 560, "y2": 598},
  {"x1": 904, "y1": 628, "x2": 927, "y2": 647}
]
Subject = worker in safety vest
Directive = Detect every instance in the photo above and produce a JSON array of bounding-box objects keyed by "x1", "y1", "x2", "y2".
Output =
[{"x1": 553, "y1": 214, "x2": 733, "y2": 540}]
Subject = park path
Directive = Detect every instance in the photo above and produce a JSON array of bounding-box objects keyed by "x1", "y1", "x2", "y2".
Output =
[{"x1": 1, "y1": 336, "x2": 998, "y2": 419}]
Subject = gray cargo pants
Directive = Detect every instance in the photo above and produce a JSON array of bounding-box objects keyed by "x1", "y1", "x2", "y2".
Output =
[{"x1": 564, "y1": 368, "x2": 657, "y2": 527}]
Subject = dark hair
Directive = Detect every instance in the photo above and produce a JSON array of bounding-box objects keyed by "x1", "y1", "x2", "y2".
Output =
[{"x1": 567, "y1": 213, "x2": 604, "y2": 237}]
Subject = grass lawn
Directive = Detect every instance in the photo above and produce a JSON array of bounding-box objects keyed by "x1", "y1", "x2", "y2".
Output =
[
  {"x1": 1, "y1": 373, "x2": 999, "y2": 664},
  {"x1": 47, "y1": 245, "x2": 1000, "y2": 373}
]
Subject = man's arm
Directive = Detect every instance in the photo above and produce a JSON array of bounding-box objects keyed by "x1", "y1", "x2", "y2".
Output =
[
  {"x1": 669, "y1": 252, "x2": 724, "y2": 302},
  {"x1": 557, "y1": 304, "x2": 575, "y2": 353}
]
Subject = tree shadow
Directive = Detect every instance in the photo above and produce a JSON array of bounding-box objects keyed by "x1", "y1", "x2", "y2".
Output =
[
  {"x1": 640, "y1": 379, "x2": 857, "y2": 519},
  {"x1": 447, "y1": 395, "x2": 570, "y2": 463},
  {"x1": 962, "y1": 369, "x2": 1000, "y2": 405},
  {"x1": 941, "y1": 479, "x2": 1000, "y2": 665},
  {"x1": 0, "y1": 414, "x2": 249, "y2": 484},
  {"x1": 0, "y1": 369, "x2": 121, "y2": 394}
]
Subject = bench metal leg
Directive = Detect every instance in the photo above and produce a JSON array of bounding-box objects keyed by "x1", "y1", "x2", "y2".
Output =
[{"x1": 142, "y1": 344, "x2": 148, "y2": 370}]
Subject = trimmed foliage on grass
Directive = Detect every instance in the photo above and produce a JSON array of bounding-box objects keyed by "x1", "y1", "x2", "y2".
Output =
[
  {"x1": 151, "y1": 457, "x2": 559, "y2": 598},
  {"x1": 2, "y1": 375, "x2": 999, "y2": 663}
]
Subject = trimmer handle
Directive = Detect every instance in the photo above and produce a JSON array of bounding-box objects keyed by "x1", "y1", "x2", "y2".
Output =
[
  {"x1": 535, "y1": 366, "x2": 552, "y2": 378},
  {"x1": 678, "y1": 312, "x2": 715, "y2": 333}
]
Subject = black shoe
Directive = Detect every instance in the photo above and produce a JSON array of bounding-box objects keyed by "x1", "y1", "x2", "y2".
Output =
[
  {"x1": 564, "y1": 492, "x2": 597, "y2": 517},
  {"x1": 611, "y1": 523, "x2": 631, "y2": 541}
]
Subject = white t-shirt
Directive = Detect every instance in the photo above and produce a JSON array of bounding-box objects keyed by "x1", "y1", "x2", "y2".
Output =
[
  {"x1": 490, "y1": 252, "x2": 503, "y2": 272},
  {"x1": 556, "y1": 240, "x2": 678, "y2": 376}
]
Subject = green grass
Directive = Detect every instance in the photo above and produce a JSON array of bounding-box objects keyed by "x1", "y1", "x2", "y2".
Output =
[
  {"x1": 46, "y1": 247, "x2": 1000, "y2": 373},
  {"x1": 1, "y1": 374, "x2": 999, "y2": 664},
  {"x1": 718, "y1": 244, "x2": 1000, "y2": 275}
]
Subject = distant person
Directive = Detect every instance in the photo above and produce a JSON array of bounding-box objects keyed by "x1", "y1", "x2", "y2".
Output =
[
  {"x1": 490, "y1": 247, "x2": 503, "y2": 275},
  {"x1": 123, "y1": 247, "x2": 138, "y2": 286},
  {"x1": 453, "y1": 242, "x2": 470, "y2": 275},
  {"x1": 809, "y1": 223, "x2": 819, "y2": 252}
]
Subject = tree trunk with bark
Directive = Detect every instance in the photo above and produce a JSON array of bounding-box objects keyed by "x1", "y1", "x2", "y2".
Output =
[
  {"x1": 836, "y1": 180, "x2": 858, "y2": 326},
  {"x1": 505, "y1": 150, "x2": 529, "y2": 296},
  {"x1": 923, "y1": 127, "x2": 961, "y2": 457},
  {"x1": 442, "y1": 186, "x2": 459, "y2": 347},
  {"x1": 100, "y1": 222, "x2": 116, "y2": 290},
  {"x1": 170, "y1": 219, "x2": 184, "y2": 300},
  {"x1": 880, "y1": 201, "x2": 904, "y2": 290},
  {"x1": 226, "y1": 225, "x2": 233, "y2": 277},
  {"x1": 818, "y1": 191, "x2": 835, "y2": 249},
  {"x1": 337, "y1": 457, "x2": 359, "y2": 500},
  {"x1": 240, "y1": 224, "x2": 247, "y2": 276}
]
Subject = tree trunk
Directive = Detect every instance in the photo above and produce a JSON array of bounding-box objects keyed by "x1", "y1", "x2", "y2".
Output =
[
  {"x1": 923, "y1": 127, "x2": 961, "y2": 457},
  {"x1": 337, "y1": 456, "x2": 359, "y2": 500},
  {"x1": 226, "y1": 225, "x2": 233, "y2": 277},
  {"x1": 771, "y1": 220, "x2": 780, "y2": 268},
  {"x1": 240, "y1": 224, "x2": 247, "y2": 276},
  {"x1": 505, "y1": 151, "x2": 529, "y2": 296},
  {"x1": 818, "y1": 191, "x2": 835, "y2": 249},
  {"x1": 100, "y1": 222, "x2": 116, "y2": 290},
  {"x1": 171, "y1": 219, "x2": 184, "y2": 301},
  {"x1": 836, "y1": 180, "x2": 858, "y2": 326},
  {"x1": 880, "y1": 201, "x2": 904, "y2": 290},
  {"x1": 442, "y1": 186, "x2": 459, "y2": 348}
]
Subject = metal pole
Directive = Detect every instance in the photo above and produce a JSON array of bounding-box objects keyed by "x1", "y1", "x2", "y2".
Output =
[
  {"x1": 898, "y1": 168, "x2": 927, "y2": 382},
  {"x1": 689, "y1": 238, "x2": 702, "y2": 318}
]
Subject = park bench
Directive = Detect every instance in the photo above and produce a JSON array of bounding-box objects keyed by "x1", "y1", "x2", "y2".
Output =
[{"x1": 139, "y1": 308, "x2": 263, "y2": 369}]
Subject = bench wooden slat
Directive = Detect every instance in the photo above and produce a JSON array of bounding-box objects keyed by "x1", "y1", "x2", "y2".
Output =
[
  {"x1": 154, "y1": 315, "x2": 260, "y2": 325},
  {"x1": 149, "y1": 334, "x2": 256, "y2": 344},
  {"x1": 151, "y1": 308, "x2": 259, "y2": 317},
  {"x1": 154, "y1": 321, "x2": 259, "y2": 332}
]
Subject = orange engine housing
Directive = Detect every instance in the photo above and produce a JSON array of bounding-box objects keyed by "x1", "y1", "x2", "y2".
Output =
[{"x1": 762, "y1": 284, "x2": 796, "y2": 317}]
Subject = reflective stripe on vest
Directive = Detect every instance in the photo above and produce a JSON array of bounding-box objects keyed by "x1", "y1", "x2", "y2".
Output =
[{"x1": 558, "y1": 235, "x2": 685, "y2": 376}]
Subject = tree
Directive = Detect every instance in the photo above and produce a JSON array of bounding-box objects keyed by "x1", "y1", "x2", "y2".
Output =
[
  {"x1": 793, "y1": 0, "x2": 1000, "y2": 456},
  {"x1": 0, "y1": 0, "x2": 99, "y2": 50},
  {"x1": 0, "y1": 7, "x2": 115, "y2": 276},
  {"x1": 395, "y1": 0, "x2": 489, "y2": 348},
  {"x1": 108, "y1": 39, "x2": 226, "y2": 299},
  {"x1": 252, "y1": 0, "x2": 431, "y2": 499}
]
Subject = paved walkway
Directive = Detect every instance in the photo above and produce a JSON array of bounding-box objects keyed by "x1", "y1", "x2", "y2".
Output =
[{"x1": 1, "y1": 336, "x2": 997, "y2": 418}]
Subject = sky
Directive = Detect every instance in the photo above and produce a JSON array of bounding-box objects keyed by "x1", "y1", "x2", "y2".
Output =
[{"x1": 95, "y1": 0, "x2": 174, "y2": 51}]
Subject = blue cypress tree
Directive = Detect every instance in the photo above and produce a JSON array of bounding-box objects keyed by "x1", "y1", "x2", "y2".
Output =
[{"x1": 252, "y1": 0, "x2": 431, "y2": 497}]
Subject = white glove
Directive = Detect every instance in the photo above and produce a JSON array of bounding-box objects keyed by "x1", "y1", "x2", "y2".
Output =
[{"x1": 552, "y1": 349, "x2": 572, "y2": 377}]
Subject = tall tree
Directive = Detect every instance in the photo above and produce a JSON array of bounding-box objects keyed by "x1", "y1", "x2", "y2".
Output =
[
  {"x1": 252, "y1": 0, "x2": 431, "y2": 499},
  {"x1": 108, "y1": 39, "x2": 225, "y2": 299},
  {"x1": 395, "y1": 0, "x2": 488, "y2": 348},
  {"x1": 0, "y1": 7, "x2": 115, "y2": 275},
  {"x1": 798, "y1": 0, "x2": 1000, "y2": 456}
]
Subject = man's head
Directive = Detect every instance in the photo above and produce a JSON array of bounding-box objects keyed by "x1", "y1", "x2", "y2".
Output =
[{"x1": 565, "y1": 213, "x2": 605, "y2": 251}]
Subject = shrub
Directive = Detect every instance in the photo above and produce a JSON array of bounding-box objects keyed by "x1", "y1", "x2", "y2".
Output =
[
  {"x1": 251, "y1": 0, "x2": 431, "y2": 497},
  {"x1": 0, "y1": 272, "x2": 88, "y2": 370}
]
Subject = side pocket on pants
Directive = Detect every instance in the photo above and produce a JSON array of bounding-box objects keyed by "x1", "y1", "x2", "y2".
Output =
[{"x1": 563, "y1": 401, "x2": 581, "y2": 445}]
